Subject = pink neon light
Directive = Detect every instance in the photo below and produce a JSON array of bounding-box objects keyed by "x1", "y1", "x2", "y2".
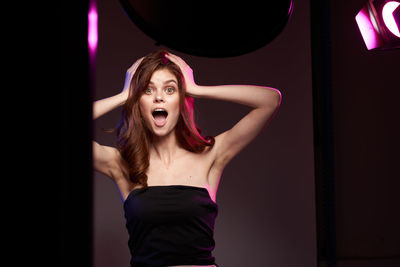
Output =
[
  {"x1": 88, "y1": 4, "x2": 98, "y2": 52},
  {"x1": 382, "y1": 1, "x2": 400, "y2": 38},
  {"x1": 356, "y1": 6, "x2": 381, "y2": 50}
]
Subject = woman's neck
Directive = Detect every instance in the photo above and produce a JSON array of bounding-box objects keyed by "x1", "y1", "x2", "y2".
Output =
[{"x1": 150, "y1": 130, "x2": 183, "y2": 166}]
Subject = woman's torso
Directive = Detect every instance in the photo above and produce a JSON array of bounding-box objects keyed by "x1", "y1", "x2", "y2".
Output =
[
  {"x1": 118, "y1": 146, "x2": 221, "y2": 267},
  {"x1": 115, "y1": 144, "x2": 221, "y2": 205}
]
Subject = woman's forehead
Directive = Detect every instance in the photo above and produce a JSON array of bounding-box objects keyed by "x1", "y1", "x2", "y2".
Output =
[{"x1": 149, "y1": 69, "x2": 177, "y2": 86}]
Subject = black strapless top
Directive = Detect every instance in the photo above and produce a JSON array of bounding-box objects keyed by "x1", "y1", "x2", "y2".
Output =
[{"x1": 123, "y1": 185, "x2": 219, "y2": 267}]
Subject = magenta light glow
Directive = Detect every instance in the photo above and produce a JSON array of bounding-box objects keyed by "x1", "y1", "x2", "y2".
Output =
[
  {"x1": 88, "y1": 3, "x2": 98, "y2": 53},
  {"x1": 382, "y1": 1, "x2": 400, "y2": 38},
  {"x1": 356, "y1": 5, "x2": 382, "y2": 50}
]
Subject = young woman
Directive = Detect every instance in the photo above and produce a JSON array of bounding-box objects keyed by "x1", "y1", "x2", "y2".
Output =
[{"x1": 93, "y1": 50, "x2": 281, "y2": 267}]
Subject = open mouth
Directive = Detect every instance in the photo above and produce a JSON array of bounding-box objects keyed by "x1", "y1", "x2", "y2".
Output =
[{"x1": 152, "y1": 109, "x2": 168, "y2": 127}]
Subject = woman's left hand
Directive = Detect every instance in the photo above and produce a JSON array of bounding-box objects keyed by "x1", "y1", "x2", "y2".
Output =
[{"x1": 165, "y1": 53, "x2": 199, "y2": 97}]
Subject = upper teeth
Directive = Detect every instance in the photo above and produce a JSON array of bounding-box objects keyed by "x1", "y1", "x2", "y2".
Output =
[{"x1": 154, "y1": 109, "x2": 165, "y2": 112}]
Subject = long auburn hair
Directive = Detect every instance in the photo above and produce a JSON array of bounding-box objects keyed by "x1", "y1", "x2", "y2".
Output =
[{"x1": 116, "y1": 49, "x2": 215, "y2": 189}]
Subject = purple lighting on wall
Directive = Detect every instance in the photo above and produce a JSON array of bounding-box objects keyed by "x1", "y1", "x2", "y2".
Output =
[
  {"x1": 88, "y1": 0, "x2": 97, "y2": 96},
  {"x1": 88, "y1": 2, "x2": 98, "y2": 54}
]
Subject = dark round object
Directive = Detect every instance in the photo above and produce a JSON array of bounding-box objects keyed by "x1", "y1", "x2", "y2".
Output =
[{"x1": 120, "y1": 0, "x2": 293, "y2": 57}]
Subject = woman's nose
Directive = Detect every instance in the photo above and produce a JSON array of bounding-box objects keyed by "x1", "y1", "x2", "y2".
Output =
[{"x1": 154, "y1": 94, "x2": 164, "y2": 102}]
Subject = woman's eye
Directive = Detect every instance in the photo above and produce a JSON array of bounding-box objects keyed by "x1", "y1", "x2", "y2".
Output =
[
  {"x1": 144, "y1": 88, "x2": 152, "y2": 94},
  {"x1": 166, "y1": 87, "x2": 175, "y2": 94}
]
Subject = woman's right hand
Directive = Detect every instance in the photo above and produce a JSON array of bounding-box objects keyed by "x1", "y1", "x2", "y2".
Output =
[{"x1": 121, "y1": 57, "x2": 144, "y2": 96}]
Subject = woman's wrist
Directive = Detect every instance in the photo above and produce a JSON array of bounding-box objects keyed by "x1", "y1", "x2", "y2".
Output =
[
  {"x1": 93, "y1": 91, "x2": 128, "y2": 120},
  {"x1": 186, "y1": 84, "x2": 202, "y2": 98},
  {"x1": 117, "y1": 90, "x2": 129, "y2": 106}
]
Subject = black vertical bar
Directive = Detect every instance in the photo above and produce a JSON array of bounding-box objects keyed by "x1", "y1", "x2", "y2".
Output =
[
  {"x1": 310, "y1": 0, "x2": 336, "y2": 266},
  {"x1": 60, "y1": 1, "x2": 93, "y2": 266}
]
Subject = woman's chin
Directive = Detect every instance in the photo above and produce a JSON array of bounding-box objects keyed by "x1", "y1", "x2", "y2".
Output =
[
  {"x1": 150, "y1": 124, "x2": 175, "y2": 138},
  {"x1": 144, "y1": 116, "x2": 179, "y2": 139}
]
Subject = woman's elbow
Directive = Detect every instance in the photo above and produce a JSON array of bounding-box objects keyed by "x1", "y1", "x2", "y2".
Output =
[
  {"x1": 269, "y1": 88, "x2": 282, "y2": 109},
  {"x1": 275, "y1": 89, "x2": 282, "y2": 106}
]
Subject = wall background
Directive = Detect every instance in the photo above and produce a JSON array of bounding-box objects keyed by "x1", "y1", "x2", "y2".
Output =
[
  {"x1": 93, "y1": 0, "x2": 317, "y2": 266},
  {"x1": 328, "y1": 0, "x2": 400, "y2": 266}
]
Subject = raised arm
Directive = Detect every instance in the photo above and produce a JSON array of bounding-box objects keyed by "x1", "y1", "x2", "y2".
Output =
[
  {"x1": 166, "y1": 53, "x2": 281, "y2": 170},
  {"x1": 93, "y1": 58, "x2": 143, "y2": 180},
  {"x1": 92, "y1": 90, "x2": 127, "y2": 179},
  {"x1": 193, "y1": 84, "x2": 280, "y2": 168},
  {"x1": 93, "y1": 57, "x2": 143, "y2": 119},
  {"x1": 93, "y1": 91, "x2": 127, "y2": 120}
]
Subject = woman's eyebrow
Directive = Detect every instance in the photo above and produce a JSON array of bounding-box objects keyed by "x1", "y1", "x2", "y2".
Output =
[
  {"x1": 164, "y1": 79, "x2": 177, "y2": 84},
  {"x1": 148, "y1": 79, "x2": 177, "y2": 85}
]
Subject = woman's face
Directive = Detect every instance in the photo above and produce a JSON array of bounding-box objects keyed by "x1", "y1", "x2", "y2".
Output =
[{"x1": 139, "y1": 68, "x2": 180, "y2": 137}]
